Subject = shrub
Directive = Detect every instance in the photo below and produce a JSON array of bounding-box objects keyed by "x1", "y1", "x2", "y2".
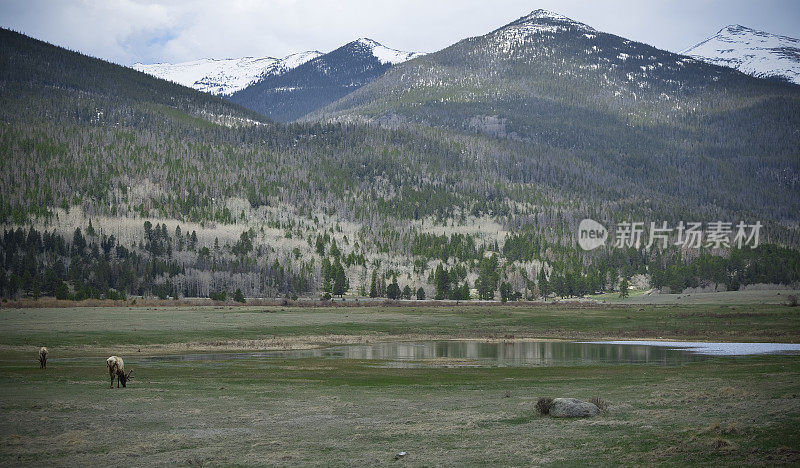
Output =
[
  {"x1": 54, "y1": 281, "x2": 70, "y2": 300},
  {"x1": 233, "y1": 288, "x2": 246, "y2": 303},
  {"x1": 535, "y1": 397, "x2": 554, "y2": 415},
  {"x1": 786, "y1": 294, "x2": 798, "y2": 307},
  {"x1": 209, "y1": 291, "x2": 227, "y2": 301},
  {"x1": 589, "y1": 397, "x2": 608, "y2": 411}
]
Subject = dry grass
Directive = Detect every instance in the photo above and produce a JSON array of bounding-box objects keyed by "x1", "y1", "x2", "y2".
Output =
[{"x1": 702, "y1": 421, "x2": 741, "y2": 436}]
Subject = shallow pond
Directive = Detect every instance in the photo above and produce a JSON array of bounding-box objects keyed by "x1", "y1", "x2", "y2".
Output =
[{"x1": 138, "y1": 340, "x2": 800, "y2": 367}]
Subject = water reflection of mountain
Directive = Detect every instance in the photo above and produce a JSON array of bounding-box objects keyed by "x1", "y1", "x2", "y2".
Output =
[
  {"x1": 321, "y1": 341, "x2": 704, "y2": 365},
  {"x1": 141, "y1": 341, "x2": 711, "y2": 366}
]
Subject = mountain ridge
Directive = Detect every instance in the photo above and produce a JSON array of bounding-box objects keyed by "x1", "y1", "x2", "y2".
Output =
[
  {"x1": 133, "y1": 38, "x2": 423, "y2": 119},
  {"x1": 226, "y1": 38, "x2": 424, "y2": 121},
  {"x1": 310, "y1": 10, "x2": 798, "y2": 127},
  {"x1": 0, "y1": 27, "x2": 266, "y2": 125}
]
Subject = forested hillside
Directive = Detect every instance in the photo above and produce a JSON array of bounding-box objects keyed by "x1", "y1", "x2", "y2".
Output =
[
  {"x1": 0, "y1": 29, "x2": 266, "y2": 124},
  {"x1": 311, "y1": 10, "x2": 800, "y2": 222},
  {"x1": 1, "y1": 21, "x2": 799, "y2": 303}
]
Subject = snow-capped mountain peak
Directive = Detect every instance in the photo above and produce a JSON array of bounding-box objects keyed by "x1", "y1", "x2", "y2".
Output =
[
  {"x1": 490, "y1": 9, "x2": 595, "y2": 54},
  {"x1": 682, "y1": 25, "x2": 800, "y2": 84},
  {"x1": 350, "y1": 37, "x2": 425, "y2": 64},
  {"x1": 508, "y1": 9, "x2": 595, "y2": 32},
  {"x1": 133, "y1": 51, "x2": 322, "y2": 96},
  {"x1": 523, "y1": 9, "x2": 585, "y2": 24},
  {"x1": 355, "y1": 37, "x2": 381, "y2": 48},
  {"x1": 134, "y1": 40, "x2": 422, "y2": 96}
]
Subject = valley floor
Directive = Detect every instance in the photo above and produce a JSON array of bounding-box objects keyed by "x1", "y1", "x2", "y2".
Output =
[{"x1": 1, "y1": 303, "x2": 799, "y2": 465}]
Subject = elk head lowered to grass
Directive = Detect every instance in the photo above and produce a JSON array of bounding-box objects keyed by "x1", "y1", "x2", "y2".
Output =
[
  {"x1": 38, "y1": 347, "x2": 48, "y2": 369},
  {"x1": 106, "y1": 356, "x2": 132, "y2": 388}
]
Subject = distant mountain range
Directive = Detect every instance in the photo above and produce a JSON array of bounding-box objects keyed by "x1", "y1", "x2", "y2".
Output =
[
  {"x1": 683, "y1": 25, "x2": 800, "y2": 85},
  {"x1": 133, "y1": 20, "x2": 800, "y2": 123},
  {"x1": 310, "y1": 10, "x2": 766, "y2": 131},
  {"x1": 134, "y1": 38, "x2": 423, "y2": 121}
]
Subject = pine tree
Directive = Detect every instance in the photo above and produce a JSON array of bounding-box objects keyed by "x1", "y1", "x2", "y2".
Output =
[
  {"x1": 619, "y1": 277, "x2": 630, "y2": 298},
  {"x1": 332, "y1": 259, "x2": 348, "y2": 298},
  {"x1": 434, "y1": 264, "x2": 449, "y2": 300},
  {"x1": 538, "y1": 268, "x2": 550, "y2": 299},
  {"x1": 475, "y1": 254, "x2": 499, "y2": 300},
  {"x1": 369, "y1": 270, "x2": 378, "y2": 298},
  {"x1": 233, "y1": 288, "x2": 246, "y2": 303},
  {"x1": 329, "y1": 239, "x2": 340, "y2": 258},
  {"x1": 500, "y1": 281, "x2": 513, "y2": 303},
  {"x1": 386, "y1": 279, "x2": 401, "y2": 300}
]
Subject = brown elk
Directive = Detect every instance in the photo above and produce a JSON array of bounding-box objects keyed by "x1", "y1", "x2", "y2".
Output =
[
  {"x1": 38, "y1": 347, "x2": 48, "y2": 369},
  {"x1": 106, "y1": 356, "x2": 132, "y2": 388}
]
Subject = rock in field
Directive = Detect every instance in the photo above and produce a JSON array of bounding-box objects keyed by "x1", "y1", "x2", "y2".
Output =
[{"x1": 548, "y1": 398, "x2": 600, "y2": 418}]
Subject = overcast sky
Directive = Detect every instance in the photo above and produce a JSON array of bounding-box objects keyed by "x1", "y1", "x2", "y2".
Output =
[{"x1": 2, "y1": 0, "x2": 799, "y2": 65}]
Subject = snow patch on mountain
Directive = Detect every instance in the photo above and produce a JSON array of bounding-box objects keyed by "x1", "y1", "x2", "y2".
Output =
[
  {"x1": 682, "y1": 25, "x2": 800, "y2": 84},
  {"x1": 508, "y1": 9, "x2": 594, "y2": 34},
  {"x1": 493, "y1": 9, "x2": 594, "y2": 53},
  {"x1": 521, "y1": 9, "x2": 593, "y2": 28},
  {"x1": 353, "y1": 38, "x2": 425, "y2": 64},
  {"x1": 133, "y1": 51, "x2": 321, "y2": 96}
]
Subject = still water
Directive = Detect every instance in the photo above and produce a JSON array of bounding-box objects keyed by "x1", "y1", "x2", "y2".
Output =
[{"x1": 141, "y1": 340, "x2": 800, "y2": 367}]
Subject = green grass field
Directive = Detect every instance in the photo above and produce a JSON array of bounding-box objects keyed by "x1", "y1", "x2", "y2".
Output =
[{"x1": 1, "y1": 303, "x2": 799, "y2": 465}]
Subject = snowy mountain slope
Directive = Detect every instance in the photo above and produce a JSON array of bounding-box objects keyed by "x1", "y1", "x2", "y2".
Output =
[
  {"x1": 133, "y1": 51, "x2": 321, "y2": 96},
  {"x1": 309, "y1": 8, "x2": 761, "y2": 127},
  {"x1": 354, "y1": 37, "x2": 424, "y2": 64},
  {"x1": 132, "y1": 39, "x2": 421, "y2": 101},
  {"x1": 682, "y1": 25, "x2": 800, "y2": 84},
  {"x1": 227, "y1": 38, "x2": 424, "y2": 121}
]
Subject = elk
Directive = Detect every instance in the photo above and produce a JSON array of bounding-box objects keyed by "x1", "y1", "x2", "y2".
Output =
[
  {"x1": 106, "y1": 356, "x2": 132, "y2": 388},
  {"x1": 38, "y1": 347, "x2": 48, "y2": 369}
]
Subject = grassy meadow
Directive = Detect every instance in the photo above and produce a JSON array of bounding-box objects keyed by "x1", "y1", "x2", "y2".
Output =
[{"x1": 1, "y1": 300, "x2": 799, "y2": 465}]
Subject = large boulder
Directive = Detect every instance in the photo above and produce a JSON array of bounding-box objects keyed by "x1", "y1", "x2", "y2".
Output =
[{"x1": 549, "y1": 398, "x2": 600, "y2": 418}]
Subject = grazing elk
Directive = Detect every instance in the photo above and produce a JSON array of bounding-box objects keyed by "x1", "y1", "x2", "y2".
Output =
[
  {"x1": 38, "y1": 347, "x2": 48, "y2": 369},
  {"x1": 106, "y1": 356, "x2": 132, "y2": 388}
]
